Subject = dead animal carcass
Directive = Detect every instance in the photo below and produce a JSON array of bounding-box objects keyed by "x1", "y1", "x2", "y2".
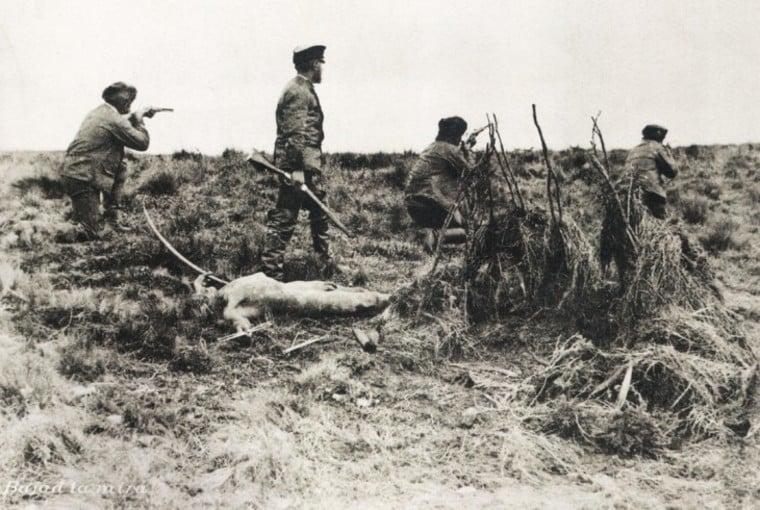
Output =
[{"x1": 195, "y1": 272, "x2": 391, "y2": 331}]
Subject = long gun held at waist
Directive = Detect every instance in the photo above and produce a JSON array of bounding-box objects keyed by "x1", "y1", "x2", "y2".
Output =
[{"x1": 247, "y1": 151, "x2": 354, "y2": 238}]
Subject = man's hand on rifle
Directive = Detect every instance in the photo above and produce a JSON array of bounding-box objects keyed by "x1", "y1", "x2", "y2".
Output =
[
  {"x1": 132, "y1": 106, "x2": 173, "y2": 122},
  {"x1": 291, "y1": 169, "x2": 305, "y2": 185}
]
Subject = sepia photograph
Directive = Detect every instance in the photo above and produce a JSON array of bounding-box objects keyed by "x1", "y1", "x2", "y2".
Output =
[{"x1": 1, "y1": 0, "x2": 759, "y2": 508}]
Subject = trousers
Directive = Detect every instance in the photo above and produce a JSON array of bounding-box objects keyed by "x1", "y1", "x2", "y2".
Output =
[
  {"x1": 260, "y1": 172, "x2": 329, "y2": 280},
  {"x1": 62, "y1": 164, "x2": 126, "y2": 237}
]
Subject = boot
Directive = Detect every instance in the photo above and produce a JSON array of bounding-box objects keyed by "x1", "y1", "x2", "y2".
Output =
[{"x1": 103, "y1": 207, "x2": 132, "y2": 232}]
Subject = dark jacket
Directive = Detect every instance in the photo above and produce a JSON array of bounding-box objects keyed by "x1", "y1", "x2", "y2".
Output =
[
  {"x1": 61, "y1": 103, "x2": 149, "y2": 187},
  {"x1": 274, "y1": 75, "x2": 324, "y2": 172},
  {"x1": 405, "y1": 141, "x2": 470, "y2": 210},
  {"x1": 624, "y1": 139, "x2": 677, "y2": 199}
]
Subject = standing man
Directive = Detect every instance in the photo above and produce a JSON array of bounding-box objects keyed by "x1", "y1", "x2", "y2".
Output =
[
  {"x1": 404, "y1": 116, "x2": 473, "y2": 252},
  {"x1": 623, "y1": 124, "x2": 678, "y2": 219},
  {"x1": 260, "y1": 45, "x2": 331, "y2": 281},
  {"x1": 61, "y1": 82, "x2": 156, "y2": 239}
]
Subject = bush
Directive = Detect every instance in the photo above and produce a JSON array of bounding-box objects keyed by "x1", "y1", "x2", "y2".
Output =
[
  {"x1": 680, "y1": 194, "x2": 710, "y2": 224},
  {"x1": 386, "y1": 159, "x2": 412, "y2": 190},
  {"x1": 698, "y1": 179, "x2": 723, "y2": 200},
  {"x1": 169, "y1": 338, "x2": 213, "y2": 374},
  {"x1": 221, "y1": 148, "x2": 245, "y2": 161},
  {"x1": 138, "y1": 170, "x2": 180, "y2": 196},
  {"x1": 12, "y1": 176, "x2": 67, "y2": 199},
  {"x1": 171, "y1": 149, "x2": 203, "y2": 162},
  {"x1": 748, "y1": 184, "x2": 760, "y2": 204},
  {"x1": 58, "y1": 340, "x2": 110, "y2": 382},
  {"x1": 329, "y1": 152, "x2": 399, "y2": 170},
  {"x1": 700, "y1": 217, "x2": 739, "y2": 253}
]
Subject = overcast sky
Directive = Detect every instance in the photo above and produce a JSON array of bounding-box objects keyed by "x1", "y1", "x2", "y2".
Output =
[{"x1": 2, "y1": 0, "x2": 759, "y2": 154}]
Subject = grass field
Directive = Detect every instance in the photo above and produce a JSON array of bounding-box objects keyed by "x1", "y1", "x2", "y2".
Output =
[{"x1": 0, "y1": 142, "x2": 759, "y2": 509}]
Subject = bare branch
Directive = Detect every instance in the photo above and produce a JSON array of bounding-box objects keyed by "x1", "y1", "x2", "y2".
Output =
[{"x1": 532, "y1": 104, "x2": 562, "y2": 224}]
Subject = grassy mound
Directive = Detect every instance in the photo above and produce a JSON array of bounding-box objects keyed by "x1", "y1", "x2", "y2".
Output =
[{"x1": 528, "y1": 148, "x2": 758, "y2": 454}]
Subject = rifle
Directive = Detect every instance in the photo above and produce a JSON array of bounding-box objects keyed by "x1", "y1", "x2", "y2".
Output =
[
  {"x1": 131, "y1": 107, "x2": 173, "y2": 123},
  {"x1": 247, "y1": 151, "x2": 354, "y2": 238},
  {"x1": 465, "y1": 125, "x2": 489, "y2": 148},
  {"x1": 142, "y1": 204, "x2": 229, "y2": 287}
]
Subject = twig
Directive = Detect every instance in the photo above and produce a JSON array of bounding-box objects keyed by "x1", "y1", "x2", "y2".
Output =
[
  {"x1": 217, "y1": 321, "x2": 272, "y2": 342},
  {"x1": 615, "y1": 361, "x2": 634, "y2": 409},
  {"x1": 591, "y1": 113, "x2": 610, "y2": 171},
  {"x1": 283, "y1": 334, "x2": 329, "y2": 354},
  {"x1": 489, "y1": 114, "x2": 525, "y2": 210},
  {"x1": 589, "y1": 359, "x2": 628, "y2": 398},
  {"x1": 532, "y1": 104, "x2": 562, "y2": 223},
  {"x1": 586, "y1": 151, "x2": 638, "y2": 254}
]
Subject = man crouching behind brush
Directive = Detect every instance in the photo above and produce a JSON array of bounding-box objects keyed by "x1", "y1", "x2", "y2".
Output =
[{"x1": 60, "y1": 81, "x2": 163, "y2": 240}]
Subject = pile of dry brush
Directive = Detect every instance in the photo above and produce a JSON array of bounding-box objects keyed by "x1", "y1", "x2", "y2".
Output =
[{"x1": 402, "y1": 110, "x2": 757, "y2": 455}]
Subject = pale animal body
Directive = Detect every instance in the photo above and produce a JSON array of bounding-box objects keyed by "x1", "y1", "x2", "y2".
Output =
[{"x1": 196, "y1": 272, "x2": 391, "y2": 331}]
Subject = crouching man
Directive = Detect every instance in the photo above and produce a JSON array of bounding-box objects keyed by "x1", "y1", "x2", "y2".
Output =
[
  {"x1": 60, "y1": 81, "x2": 156, "y2": 239},
  {"x1": 404, "y1": 116, "x2": 472, "y2": 252},
  {"x1": 623, "y1": 123, "x2": 678, "y2": 219},
  {"x1": 194, "y1": 272, "x2": 391, "y2": 332}
]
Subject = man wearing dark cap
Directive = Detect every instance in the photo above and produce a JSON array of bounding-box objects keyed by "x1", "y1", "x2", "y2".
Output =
[
  {"x1": 623, "y1": 124, "x2": 678, "y2": 219},
  {"x1": 404, "y1": 116, "x2": 472, "y2": 252},
  {"x1": 61, "y1": 82, "x2": 156, "y2": 239},
  {"x1": 260, "y1": 45, "x2": 330, "y2": 280}
]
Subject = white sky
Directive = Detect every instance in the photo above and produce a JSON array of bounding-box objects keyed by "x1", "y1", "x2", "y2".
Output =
[{"x1": 1, "y1": 0, "x2": 759, "y2": 154}]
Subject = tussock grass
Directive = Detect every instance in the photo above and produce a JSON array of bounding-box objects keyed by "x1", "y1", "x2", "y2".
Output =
[
  {"x1": 138, "y1": 169, "x2": 181, "y2": 196},
  {"x1": 698, "y1": 179, "x2": 723, "y2": 200},
  {"x1": 747, "y1": 183, "x2": 760, "y2": 204},
  {"x1": 1, "y1": 143, "x2": 759, "y2": 507},
  {"x1": 680, "y1": 193, "x2": 710, "y2": 224},
  {"x1": 532, "y1": 140, "x2": 758, "y2": 454},
  {"x1": 700, "y1": 216, "x2": 740, "y2": 253},
  {"x1": 58, "y1": 338, "x2": 113, "y2": 382}
]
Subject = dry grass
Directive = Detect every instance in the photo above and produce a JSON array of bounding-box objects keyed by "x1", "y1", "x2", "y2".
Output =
[{"x1": 0, "y1": 144, "x2": 758, "y2": 508}]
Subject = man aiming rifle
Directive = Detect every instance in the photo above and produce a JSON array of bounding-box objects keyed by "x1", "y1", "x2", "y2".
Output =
[{"x1": 60, "y1": 81, "x2": 171, "y2": 239}]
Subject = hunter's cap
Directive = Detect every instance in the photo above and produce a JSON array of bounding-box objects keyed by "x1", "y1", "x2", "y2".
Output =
[
  {"x1": 437, "y1": 116, "x2": 468, "y2": 139},
  {"x1": 642, "y1": 124, "x2": 668, "y2": 138},
  {"x1": 102, "y1": 81, "x2": 137, "y2": 102},
  {"x1": 293, "y1": 45, "x2": 326, "y2": 65}
]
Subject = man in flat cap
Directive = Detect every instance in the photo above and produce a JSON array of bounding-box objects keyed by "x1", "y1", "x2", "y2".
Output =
[
  {"x1": 260, "y1": 45, "x2": 331, "y2": 280},
  {"x1": 404, "y1": 116, "x2": 475, "y2": 252},
  {"x1": 623, "y1": 124, "x2": 678, "y2": 219},
  {"x1": 61, "y1": 82, "x2": 156, "y2": 239}
]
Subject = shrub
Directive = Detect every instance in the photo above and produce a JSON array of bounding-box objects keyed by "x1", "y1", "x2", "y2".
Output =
[
  {"x1": 329, "y1": 152, "x2": 399, "y2": 170},
  {"x1": 12, "y1": 176, "x2": 67, "y2": 199},
  {"x1": 748, "y1": 184, "x2": 760, "y2": 204},
  {"x1": 700, "y1": 217, "x2": 739, "y2": 253},
  {"x1": 58, "y1": 340, "x2": 110, "y2": 382},
  {"x1": 680, "y1": 194, "x2": 710, "y2": 224},
  {"x1": 556, "y1": 146, "x2": 587, "y2": 177},
  {"x1": 221, "y1": 148, "x2": 245, "y2": 161},
  {"x1": 387, "y1": 159, "x2": 411, "y2": 190},
  {"x1": 138, "y1": 170, "x2": 180, "y2": 196},
  {"x1": 698, "y1": 179, "x2": 723, "y2": 200},
  {"x1": 169, "y1": 338, "x2": 213, "y2": 374},
  {"x1": 171, "y1": 149, "x2": 203, "y2": 162}
]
